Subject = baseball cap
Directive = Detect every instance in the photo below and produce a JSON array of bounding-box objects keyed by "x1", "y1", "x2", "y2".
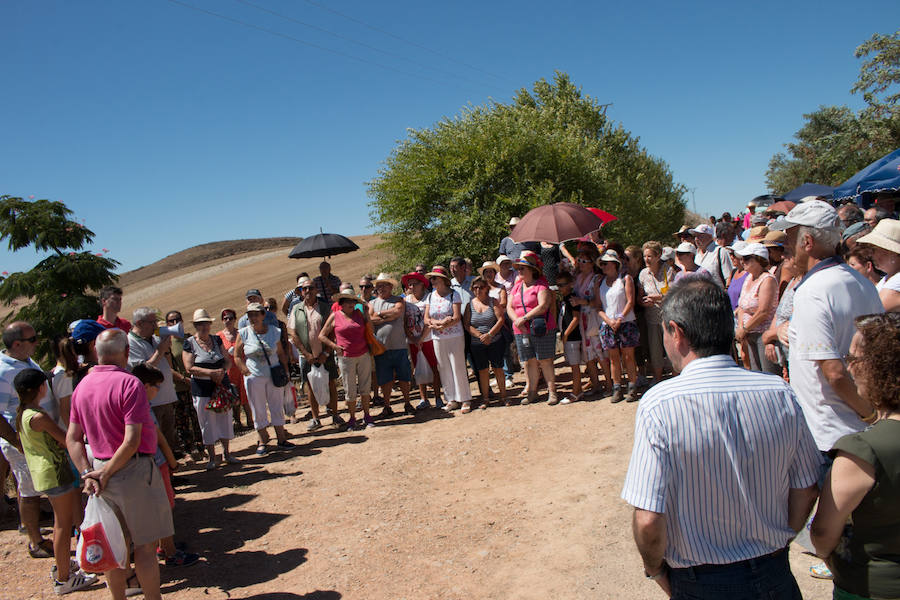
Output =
[
  {"x1": 735, "y1": 242, "x2": 769, "y2": 261},
  {"x1": 245, "y1": 288, "x2": 262, "y2": 299},
  {"x1": 689, "y1": 223, "x2": 714, "y2": 237},
  {"x1": 71, "y1": 320, "x2": 106, "y2": 345},
  {"x1": 769, "y1": 199, "x2": 840, "y2": 231},
  {"x1": 728, "y1": 240, "x2": 749, "y2": 253},
  {"x1": 660, "y1": 246, "x2": 675, "y2": 262},
  {"x1": 675, "y1": 242, "x2": 697, "y2": 255}
]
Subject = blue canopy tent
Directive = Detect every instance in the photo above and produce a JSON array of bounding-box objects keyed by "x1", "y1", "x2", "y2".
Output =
[
  {"x1": 782, "y1": 183, "x2": 834, "y2": 202},
  {"x1": 832, "y1": 147, "x2": 900, "y2": 207}
]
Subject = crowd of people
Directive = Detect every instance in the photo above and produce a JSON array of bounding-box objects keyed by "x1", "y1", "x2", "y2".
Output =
[{"x1": 0, "y1": 194, "x2": 897, "y2": 599}]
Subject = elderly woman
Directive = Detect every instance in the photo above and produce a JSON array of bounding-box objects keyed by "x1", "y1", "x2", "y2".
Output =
[
  {"x1": 595, "y1": 250, "x2": 640, "y2": 403},
  {"x1": 402, "y1": 272, "x2": 442, "y2": 410},
  {"x1": 216, "y1": 308, "x2": 253, "y2": 430},
  {"x1": 424, "y1": 265, "x2": 471, "y2": 412},
  {"x1": 183, "y1": 309, "x2": 238, "y2": 469},
  {"x1": 478, "y1": 261, "x2": 508, "y2": 307},
  {"x1": 234, "y1": 302, "x2": 293, "y2": 455},
  {"x1": 857, "y1": 219, "x2": 900, "y2": 312},
  {"x1": 464, "y1": 276, "x2": 507, "y2": 408},
  {"x1": 507, "y1": 251, "x2": 558, "y2": 405},
  {"x1": 319, "y1": 290, "x2": 374, "y2": 429},
  {"x1": 672, "y1": 242, "x2": 711, "y2": 284},
  {"x1": 638, "y1": 241, "x2": 675, "y2": 386},
  {"x1": 811, "y1": 312, "x2": 900, "y2": 600},
  {"x1": 571, "y1": 248, "x2": 608, "y2": 396},
  {"x1": 735, "y1": 243, "x2": 780, "y2": 375}
]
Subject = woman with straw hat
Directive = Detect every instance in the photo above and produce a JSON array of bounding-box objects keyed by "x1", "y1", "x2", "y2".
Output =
[
  {"x1": 183, "y1": 308, "x2": 239, "y2": 469},
  {"x1": 424, "y1": 265, "x2": 472, "y2": 413},
  {"x1": 857, "y1": 219, "x2": 900, "y2": 312}
]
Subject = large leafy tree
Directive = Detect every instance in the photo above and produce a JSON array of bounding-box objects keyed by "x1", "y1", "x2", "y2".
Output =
[
  {"x1": 368, "y1": 72, "x2": 686, "y2": 269},
  {"x1": 0, "y1": 196, "x2": 119, "y2": 364},
  {"x1": 766, "y1": 29, "x2": 900, "y2": 194}
]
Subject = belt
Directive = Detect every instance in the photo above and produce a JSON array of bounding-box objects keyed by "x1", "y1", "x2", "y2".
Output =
[
  {"x1": 671, "y1": 548, "x2": 788, "y2": 575},
  {"x1": 94, "y1": 452, "x2": 154, "y2": 462}
]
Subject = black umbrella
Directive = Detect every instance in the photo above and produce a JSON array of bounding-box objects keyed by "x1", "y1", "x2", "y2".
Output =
[{"x1": 288, "y1": 233, "x2": 359, "y2": 259}]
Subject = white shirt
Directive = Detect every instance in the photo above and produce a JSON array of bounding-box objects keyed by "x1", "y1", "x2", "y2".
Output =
[
  {"x1": 127, "y1": 333, "x2": 178, "y2": 407},
  {"x1": 696, "y1": 242, "x2": 733, "y2": 288},
  {"x1": 876, "y1": 271, "x2": 900, "y2": 293},
  {"x1": 0, "y1": 353, "x2": 48, "y2": 431},
  {"x1": 622, "y1": 355, "x2": 821, "y2": 567},
  {"x1": 598, "y1": 275, "x2": 636, "y2": 322},
  {"x1": 788, "y1": 261, "x2": 883, "y2": 450}
]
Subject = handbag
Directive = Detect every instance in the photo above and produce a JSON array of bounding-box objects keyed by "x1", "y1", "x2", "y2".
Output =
[
  {"x1": 519, "y1": 282, "x2": 549, "y2": 337},
  {"x1": 206, "y1": 382, "x2": 239, "y2": 412},
  {"x1": 364, "y1": 320, "x2": 386, "y2": 357},
  {"x1": 252, "y1": 328, "x2": 289, "y2": 388}
]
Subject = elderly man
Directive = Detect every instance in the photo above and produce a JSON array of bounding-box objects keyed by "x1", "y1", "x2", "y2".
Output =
[
  {"x1": 97, "y1": 286, "x2": 132, "y2": 332},
  {"x1": 449, "y1": 257, "x2": 474, "y2": 305},
  {"x1": 368, "y1": 274, "x2": 416, "y2": 417},
  {"x1": 313, "y1": 261, "x2": 342, "y2": 301},
  {"x1": 770, "y1": 201, "x2": 884, "y2": 455},
  {"x1": 837, "y1": 203, "x2": 864, "y2": 228},
  {"x1": 127, "y1": 307, "x2": 180, "y2": 453},
  {"x1": 67, "y1": 329, "x2": 173, "y2": 600},
  {"x1": 280, "y1": 273, "x2": 310, "y2": 316},
  {"x1": 689, "y1": 223, "x2": 733, "y2": 288},
  {"x1": 714, "y1": 221, "x2": 734, "y2": 247},
  {"x1": 864, "y1": 206, "x2": 891, "y2": 228},
  {"x1": 0, "y1": 321, "x2": 53, "y2": 557},
  {"x1": 622, "y1": 279, "x2": 821, "y2": 599},
  {"x1": 238, "y1": 289, "x2": 280, "y2": 329}
]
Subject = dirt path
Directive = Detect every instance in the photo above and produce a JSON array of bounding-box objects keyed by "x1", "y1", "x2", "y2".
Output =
[{"x1": 0, "y1": 370, "x2": 831, "y2": 599}]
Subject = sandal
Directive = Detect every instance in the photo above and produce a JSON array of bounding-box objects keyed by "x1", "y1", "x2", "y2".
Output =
[{"x1": 461, "y1": 402, "x2": 472, "y2": 414}]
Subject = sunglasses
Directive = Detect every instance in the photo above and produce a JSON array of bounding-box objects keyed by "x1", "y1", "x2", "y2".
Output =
[
  {"x1": 222, "y1": 316, "x2": 236, "y2": 322},
  {"x1": 577, "y1": 258, "x2": 592, "y2": 264},
  {"x1": 166, "y1": 317, "x2": 182, "y2": 324},
  {"x1": 361, "y1": 284, "x2": 373, "y2": 289},
  {"x1": 20, "y1": 335, "x2": 38, "y2": 343}
]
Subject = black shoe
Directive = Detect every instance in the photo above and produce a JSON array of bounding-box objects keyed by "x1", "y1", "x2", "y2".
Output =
[
  {"x1": 610, "y1": 387, "x2": 625, "y2": 404},
  {"x1": 403, "y1": 403, "x2": 417, "y2": 416},
  {"x1": 626, "y1": 387, "x2": 639, "y2": 403},
  {"x1": 380, "y1": 405, "x2": 395, "y2": 418}
]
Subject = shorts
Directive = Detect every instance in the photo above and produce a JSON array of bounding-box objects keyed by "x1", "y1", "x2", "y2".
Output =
[
  {"x1": 374, "y1": 348, "x2": 412, "y2": 386},
  {"x1": 338, "y1": 353, "x2": 373, "y2": 401},
  {"x1": 408, "y1": 340, "x2": 438, "y2": 371},
  {"x1": 43, "y1": 481, "x2": 78, "y2": 498},
  {"x1": 92, "y1": 455, "x2": 174, "y2": 547},
  {"x1": 515, "y1": 330, "x2": 557, "y2": 361},
  {"x1": 563, "y1": 340, "x2": 583, "y2": 365},
  {"x1": 470, "y1": 336, "x2": 505, "y2": 371},
  {"x1": 0, "y1": 441, "x2": 39, "y2": 498},
  {"x1": 599, "y1": 320, "x2": 640, "y2": 351},
  {"x1": 301, "y1": 353, "x2": 340, "y2": 381}
]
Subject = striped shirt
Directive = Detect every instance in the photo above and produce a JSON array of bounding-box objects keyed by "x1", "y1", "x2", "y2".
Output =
[{"x1": 621, "y1": 355, "x2": 821, "y2": 568}]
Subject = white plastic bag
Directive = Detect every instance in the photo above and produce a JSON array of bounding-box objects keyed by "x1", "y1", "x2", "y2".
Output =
[
  {"x1": 308, "y1": 364, "x2": 330, "y2": 407},
  {"x1": 76, "y1": 494, "x2": 128, "y2": 573},
  {"x1": 414, "y1": 353, "x2": 433, "y2": 384}
]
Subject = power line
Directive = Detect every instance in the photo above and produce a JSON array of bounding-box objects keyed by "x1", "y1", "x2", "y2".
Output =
[
  {"x1": 233, "y1": 0, "x2": 495, "y2": 89},
  {"x1": 300, "y1": 0, "x2": 511, "y2": 84},
  {"x1": 165, "y1": 0, "x2": 480, "y2": 89}
]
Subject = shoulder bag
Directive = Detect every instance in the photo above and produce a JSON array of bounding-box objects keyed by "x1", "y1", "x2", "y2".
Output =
[
  {"x1": 252, "y1": 327, "x2": 289, "y2": 387},
  {"x1": 519, "y1": 283, "x2": 549, "y2": 337}
]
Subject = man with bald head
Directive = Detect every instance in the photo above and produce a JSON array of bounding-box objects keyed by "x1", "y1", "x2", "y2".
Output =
[
  {"x1": 68, "y1": 328, "x2": 173, "y2": 600},
  {"x1": 0, "y1": 321, "x2": 53, "y2": 557}
]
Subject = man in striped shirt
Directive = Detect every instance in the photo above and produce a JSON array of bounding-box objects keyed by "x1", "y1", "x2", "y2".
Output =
[{"x1": 622, "y1": 280, "x2": 821, "y2": 599}]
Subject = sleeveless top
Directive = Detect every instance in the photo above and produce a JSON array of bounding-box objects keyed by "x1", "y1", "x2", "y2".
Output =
[
  {"x1": 739, "y1": 272, "x2": 777, "y2": 333},
  {"x1": 183, "y1": 334, "x2": 229, "y2": 397},
  {"x1": 469, "y1": 298, "x2": 498, "y2": 336},
  {"x1": 829, "y1": 420, "x2": 900, "y2": 599},
  {"x1": 20, "y1": 408, "x2": 75, "y2": 492},
  {"x1": 598, "y1": 275, "x2": 636, "y2": 323},
  {"x1": 334, "y1": 310, "x2": 368, "y2": 358},
  {"x1": 426, "y1": 289, "x2": 463, "y2": 339}
]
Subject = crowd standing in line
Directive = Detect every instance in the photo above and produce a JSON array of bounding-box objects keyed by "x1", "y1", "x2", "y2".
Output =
[{"x1": 0, "y1": 193, "x2": 898, "y2": 598}]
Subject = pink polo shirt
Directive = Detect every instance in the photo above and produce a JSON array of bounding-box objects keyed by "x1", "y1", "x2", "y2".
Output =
[{"x1": 70, "y1": 365, "x2": 157, "y2": 459}]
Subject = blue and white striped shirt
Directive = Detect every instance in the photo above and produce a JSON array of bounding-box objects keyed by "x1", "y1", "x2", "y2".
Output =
[{"x1": 621, "y1": 355, "x2": 821, "y2": 568}]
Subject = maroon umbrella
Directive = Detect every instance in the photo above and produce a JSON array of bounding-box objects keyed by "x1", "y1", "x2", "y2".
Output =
[
  {"x1": 510, "y1": 202, "x2": 611, "y2": 244},
  {"x1": 767, "y1": 200, "x2": 796, "y2": 214}
]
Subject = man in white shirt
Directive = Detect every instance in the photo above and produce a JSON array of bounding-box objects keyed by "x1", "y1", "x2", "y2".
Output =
[{"x1": 689, "y1": 223, "x2": 733, "y2": 288}]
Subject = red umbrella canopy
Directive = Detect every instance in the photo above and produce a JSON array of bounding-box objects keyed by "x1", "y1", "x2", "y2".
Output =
[
  {"x1": 511, "y1": 203, "x2": 614, "y2": 244},
  {"x1": 587, "y1": 207, "x2": 618, "y2": 225}
]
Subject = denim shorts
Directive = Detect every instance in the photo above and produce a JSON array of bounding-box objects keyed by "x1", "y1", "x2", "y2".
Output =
[
  {"x1": 374, "y1": 348, "x2": 412, "y2": 385},
  {"x1": 42, "y1": 481, "x2": 78, "y2": 497}
]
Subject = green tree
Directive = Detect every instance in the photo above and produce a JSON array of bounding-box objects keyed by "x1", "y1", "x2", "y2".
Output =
[
  {"x1": 0, "y1": 196, "x2": 119, "y2": 364},
  {"x1": 766, "y1": 30, "x2": 900, "y2": 194},
  {"x1": 368, "y1": 72, "x2": 686, "y2": 269}
]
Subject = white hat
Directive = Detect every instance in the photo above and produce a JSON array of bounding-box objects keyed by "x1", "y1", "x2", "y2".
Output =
[
  {"x1": 508, "y1": 217, "x2": 520, "y2": 226},
  {"x1": 675, "y1": 242, "x2": 697, "y2": 255},
  {"x1": 495, "y1": 254, "x2": 512, "y2": 265},
  {"x1": 735, "y1": 242, "x2": 769, "y2": 261},
  {"x1": 857, "y1": 218, "x2": 900, "y2": 255},
  {"x1": 478, "y1": 261, "x2": 500, "y2": 276},
  {"x1": 373, "y1": 272, "x2": 399, "y2": 288},
  {"x1": 596, "y1": 249, "x2": 622, "y2": 266},
  {"x1": 769, "y1": 199, "x2": 840, "y2": 231},
  {"x1": 689, "y1": 223, "x2": 715, "y2": 237},
  {"x1": 661, "y1": 246, "x2": 675, "y2": 262},
  {"x1": 728, "y1": 240, "x2": 749, "y2": 253}
]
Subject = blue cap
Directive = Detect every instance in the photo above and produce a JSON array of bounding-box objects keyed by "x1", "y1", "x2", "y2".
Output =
[{"x1": 71, "y1": 320, "x2": 106, "y2": 345}]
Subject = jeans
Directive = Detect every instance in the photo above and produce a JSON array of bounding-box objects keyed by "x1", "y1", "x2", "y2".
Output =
[{"x1": 669, "y1": 549, "x2": 801, "y2": 600}]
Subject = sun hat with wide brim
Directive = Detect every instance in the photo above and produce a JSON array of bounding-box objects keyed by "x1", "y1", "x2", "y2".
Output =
[
  {"x1": 675, "y1": 242, "x2": 697, "y2": 255},
  {"x1": 748, "y1": 225, "x2": 769, "y2": 242},
  {"x1": 373, "y1": 272, "x2": 399, "y2": 288},
  {"x1": 191, "y1": 308, "x2": 214, "y2": 323},
  {"x1": 336, "y1": 292, "x2": 360, "y2": 303},
  {"x1": 401, "y1": 272, "x2": 429, "y2": 288},
  {"x1": 495, "y1": 255, "x2": 512, "y2": 265},
  {"x1": 478, "y1": 261, "x2": 500, "y2": 276},
  {"x1": 674, "y1": 225, "x2": 694, "y2": 237},
  {"x1": 514, "y1": 250, "x2": 543, "y2": 273},
  {"x1": 245, "y1": 302, "x2": 266, "y2": 314},
  {"x1": 426, "y1": 265, "x2": 452, "y2": 282},
  {"x1": 595, "y1": 249, "x2": 622, "y2": 266},
  {"x1": 856, "y1": 218, "x2": 900, "y2": 255}
]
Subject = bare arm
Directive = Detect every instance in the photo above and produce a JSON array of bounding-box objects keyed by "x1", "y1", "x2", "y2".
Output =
[
  {"x1": 0, "y1": 416, "x2": 19, "y2": 449},
  {"x1": 818, "y1": 358, "x2": 874, "y2": 420},
  {"x1": 233, "y1": 334, "x2": 250, "y2": 376},
  {"x1": 879, "y1": 288, "x2": 900, "y2": 312},
  {"x1": 156, "y1": 424, "x2": 178, "y2": 470},
  {"x1": 787, "y1": 485, "x2": 819, "y2": 533},
  {"x1": 318, "y1": 313, "x2": 343, "y2": 355},
  {"x1": 811, "y1": 452, "x2": 875, "y2": 559},
  {"x1": 371, "y1": 298, "x2": 405, "y2": 325},
  {"x1": 740, "y1": 276, "x2": 777, "y2": 332},
  {"x1": 632, "y1": 509, "x2": 671, "y2": 596},
  {"x1": 28, "y1": 411, "x2": 68, "y2": 446}
]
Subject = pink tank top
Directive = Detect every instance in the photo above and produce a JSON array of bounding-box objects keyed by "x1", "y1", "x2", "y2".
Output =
[
  {"x1": 334, "y1": 310, "x2": 368, "y2": 358},
  {"x1": 739, "y1": 273, "x2": 777, "y2": 333}
]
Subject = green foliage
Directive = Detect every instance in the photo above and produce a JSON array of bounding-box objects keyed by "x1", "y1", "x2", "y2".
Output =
[
  {"x1": 766, "y1": 30, "x2": 900, "y2": 194},
  {"x1": 368, "y1": 72, "x2": 686, "y2": 269},
  {"x1": 0, "y1": 196, "x2": 119, "y2": 364}
]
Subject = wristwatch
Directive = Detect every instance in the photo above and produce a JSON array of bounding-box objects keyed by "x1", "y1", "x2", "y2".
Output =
[{"x1": 644, "y1": 563, "x2": 667, "y2": 580}]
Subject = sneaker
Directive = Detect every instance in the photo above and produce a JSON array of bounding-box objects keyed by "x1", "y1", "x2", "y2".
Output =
[
  {"x1": 255, "y1": 445, "x2": 268, "y2": 455},
  {"x1": 626, "y1": 385, "x2": 639, "y2": 403},
  {"x1": 505, "y1": 376, "x2": 515, "y2": 388},
  {"x1": 307, "y1": 418, "x2": 323, "y2": 432},
  {"x1": 415, "y1": 400, "x2": 430, "y2": 411},
  {"x1": 547, "y1": 392, "x2": 560, "y2": 406},
  {"x1": 54, "y1": 570, "x2": 98, "y2": 595},
  {"x1": 276, "y1": 440, "x2": 295, "y2": 449},
  {"x1": 51, "y1": 560, "x2": 82, "y2": 580},
  {"x1": 29, "y1": 540, "x2": 54, "y2": 558},
  {"x1": 434, "y1": 400, "x2": 444, "y2": 410},
  {"x1": 380, "y1": 405, "x2": 395, "y2": 418},
  {"x1": 165, "y1": 549, "x2": 200, "y2": 568},
  {"x1": 332, "y1": 414, "x2": 345, "y2": 427},
  {"x1": 403, "y1": 402, "x2": 417, "y2": 415},
  {"x1": 223, "y1": 455, "x2": 241, "y2": 465},
  {"x1": 610, "y1": 387, "x2": 624, "y2": 404},
  {"x1": 364, "y1": 415, "x2": 376, "y2": 428},
  {"x1": 347, "y1": 417, "x2": 359, "y2": 430},
  {"x1": 205, "y1": 459, "x2": 218, "y2": 471},
  {"x1": 809, "y1": 562, "x2": 833, "y2": 580}
]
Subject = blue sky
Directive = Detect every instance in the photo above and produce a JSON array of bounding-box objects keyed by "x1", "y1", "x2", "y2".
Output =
[{"x1": 2, "y1": 0, "x2": 897, "y2": 274}]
